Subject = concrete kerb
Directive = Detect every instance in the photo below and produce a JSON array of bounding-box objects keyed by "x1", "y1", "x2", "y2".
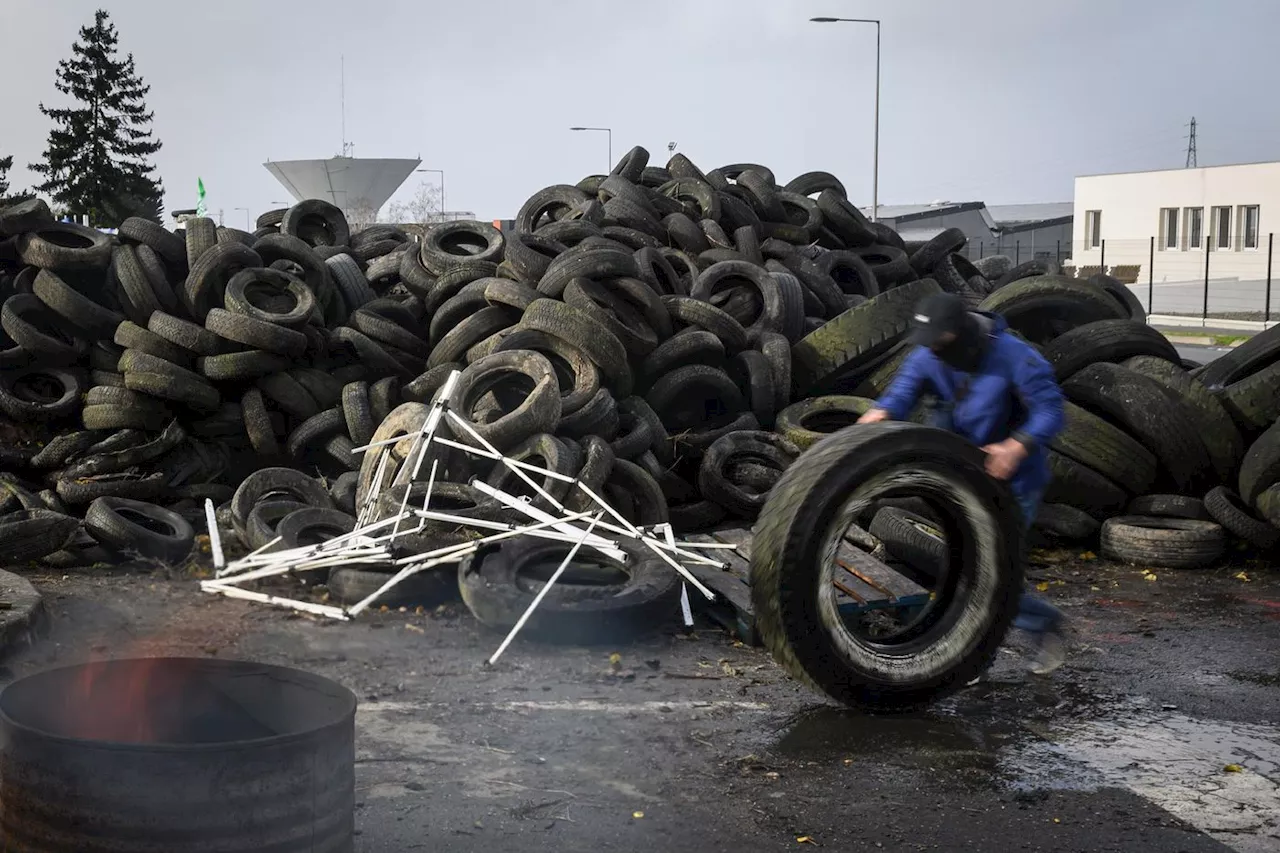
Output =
[{"x1": 0, "y1": 570, "x2": 47, "y2": 660}]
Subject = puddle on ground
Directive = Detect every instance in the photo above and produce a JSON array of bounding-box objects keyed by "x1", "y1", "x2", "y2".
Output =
[{"x1": 771, "y1": 693, "x2": 1280, "y2": 853}]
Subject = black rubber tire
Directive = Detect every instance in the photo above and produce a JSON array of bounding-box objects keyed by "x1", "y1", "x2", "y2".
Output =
[
  {"x1": 1203, "y1": 486, "x2": 1280, "y2": 550},
  {"x1": 1239, "y1": 420, "x2": 1280, "y2": 505},
  {"x1": 340, "y1": 381, "x2": 375, "y2": 447},
  {"x1": 1042, "y1": 320, "x2": 1179, "y2": 382},
  {"x1": 124, "y1": 371, "x2": 220, "y2": 412},
  {"x1": 1193, "y1": 324, "x2": 1280, "y2": 390},
  {"x1": 1044, "y1": 450, "x2": 1129, "y2": 519},
  {"x1": 992, "y1": 260, "x2": 1059, "y2": 290},
  {"x1": 55, "y1": 472, "x2": 166, "y2": 506},
  {"x1": 281, "y1": 200, "x2": 350, "y2": 247},
  {"x1": 118, "y1": 216, "x2": 186, "y2": 269},
  {"x1": 148, "y1": 311, "x2": 224, "y2": 356},
  {"x1": 515, "y1": 184, "x2": 593, "y2": 232},
  {"x1": 276, "y1": 507, "x2": 357, "y2": 549},
  {"x1": 30, "y1": 431, "x2": 102, "y2": 470},
  {"x1": 242, "y1": 500, "x2": 306, "y2": 551},
  {"x1": 557, "y1": 387, "x2": 620, "y2": 441},
  {"x1": 492, "y1": 328, "x2": 602, "y2": 417},
  {"x1": 1051, "y1": 401, "x2": 1158, "y2": 496},
  {"x1": 224, "y1": 268, "x2": 316, "y2": 328},
  {"x1": 1219, "y1": 361, "x2": 1280, "y2": 434},
  {"x1": 816, "y1": 190, "x2": 876, "y2": 248},
  {"x1": 775, "y1": 395, "x2": 877, "y2": 450},
  {"x1": 750, "y1": 422, "x2": 1025, "y2": 711},
  {"x1": 661, "y1": 295, "x2": 748, "y2": 354},
  {"x1": 522, "y1": 299, "x2": 632, "y2": 396},
  {"x1": 784, "y1": 171, "x2": 847, "y2": 198},
  {"x1": 0, "y1": 509, "x2": 80, "y2": 564},
  {"x1": 32, "y1": 269, "x2": 123, "y2": 339},
  {"x1": 183, "y1": 241, "x2": 263, "y2": 322},
  {"x1": 332, "y1": 326, "x2": 411, "y2": 379},
  {"x1": 646, "y1": 364, "x2": 744, "y2": 432},
  {"x1": 563, "y1": 278, "x2": 660, "y2": 358},
  {"x1": 114, "y1": 319, "x2": 194, "y2": 367},
  {"x1": 791, "y1": 278, "x2": 942, "y2": 394},
  {"x1": 420, "y1": 221, "x2": 505, "y2": 275},
  {"x1": 1033, "y1": 504, "x2": 1101, "y2": 543},
  {"x1": 286, "y1": 408, "x2": 347, "y2": 460},
  {"x1": 198, "y1": 350, "x2": 292, "y2": 382},
  {"x1": 1100, "y1": 516, "x2": 1226, "y2": 570},
  {"x1": 1, "y1": 293, "x2": 87, "y2": 365},
  {"x1": 453, "y1": 350, "x2": 563, "y2": 453},
  {"x1": 537, "y1": 246, "x2": 640, "y2": 298},
  {"x1": 696, "y1": 430, "x2": 799, "y2": 518},
  {"x1": 57, "y1": 420, "x2": 185, "y2": 481},
  {"x1": 0, "y1": 366, "x2": 84, "y2": 422},
  {"x1": 1063, "y1": 364, "x2": 1212, "y2": 494},
  {"x1": 231, "y1": 467, "x2": 333, "y2": 541},
  {"x1": 1127, "y1": 494, "x2": 1210, "y2": 521},
  {"x1": 979, "y1": 275, "x2": 1127, "y2": 344},
  {"x1": 459, "y1": 536, "x2": 681, "y2": 644},
  {"x1": 485, "y1": 432, "x2": 579, "y2": 507},
  {"x1": 204, "y1": 308, "x2": 307, "y2": 357},
  {"x1": 868, "y1": 507, "x2": 948, "y2": 585},
  {"x1": 427, "y1": 306, "x2": 517, "y2": 371},
  {"x1": 1121, "y1": 355, "x2": 1244, "y2": 486},
  {"x1": 17, "y1": 222, "x2": 112, "y2": 270},
  {"x1": 85, "y1": 497, "x2": 194, "y2": 562},
  {"x1": 256, "y1": 371, "x2": 321, "y2": 421},
  {"x1": 1254, "y1": 486, "x2": 1280, "y2": 530},
  {"x1": 241, "y1": 387, "x2": 281, "y2": 456},
  {"x1": 82, "y1": 402, "x2": 172, "y2": 431}
]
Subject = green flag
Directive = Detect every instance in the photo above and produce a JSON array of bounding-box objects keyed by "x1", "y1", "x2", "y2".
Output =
[{"x1": 195, "y1": 177, "x2": 207, "y2": 217}]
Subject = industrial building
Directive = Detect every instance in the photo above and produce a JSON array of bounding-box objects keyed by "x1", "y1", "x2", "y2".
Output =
[
  {"x1": 860, "y1": 201, "x2": 1074, "y2": 265},
  {"x1": 1072, "y1": 160, "x2": 1276, "y2": 317}
]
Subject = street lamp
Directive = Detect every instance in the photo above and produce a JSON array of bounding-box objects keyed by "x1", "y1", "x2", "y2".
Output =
[
  {"x1": 234, "y1": 207, "x2": 250, "y2": 230},
  {"x1": 415, "y1": 169, "x2": 446, "y2": 220},
  {"x1": 569, "y1": 127, "x2": 613, "y2": 172},
  {"x1": 810, "y1": 16, "x2": 881, "y2": 222}
]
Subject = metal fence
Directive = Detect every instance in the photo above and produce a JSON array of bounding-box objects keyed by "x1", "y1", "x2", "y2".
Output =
[{"x1": 960, "y1": 235, "x2": 1276, "y2": 327}]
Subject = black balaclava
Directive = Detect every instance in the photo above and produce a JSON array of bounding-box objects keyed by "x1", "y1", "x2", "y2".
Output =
[{"x1": 933, "y1": 312, "x2": 989, "y2": 373}]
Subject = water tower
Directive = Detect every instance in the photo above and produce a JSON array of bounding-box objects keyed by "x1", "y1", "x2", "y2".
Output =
[{"x1": 264, "y1": 153, "x2": 421, "y2": 224}]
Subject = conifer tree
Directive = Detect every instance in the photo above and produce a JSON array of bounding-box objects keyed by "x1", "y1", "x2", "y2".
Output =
[{"x1": 30, "y1": 9, "x2": 164, "y2": 225}]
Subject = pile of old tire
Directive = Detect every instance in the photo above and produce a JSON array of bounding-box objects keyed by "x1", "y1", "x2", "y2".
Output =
[{"x1": 969, "y1": 278, "x2": 1280, "y2": 569}]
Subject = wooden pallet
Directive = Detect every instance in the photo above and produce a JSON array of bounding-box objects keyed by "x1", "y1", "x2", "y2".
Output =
[{"x1": 683, "y1": 527, "x2": 931, "y2": 646}]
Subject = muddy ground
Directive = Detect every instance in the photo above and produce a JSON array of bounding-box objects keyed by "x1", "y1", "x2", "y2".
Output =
[{"x1": 3, "y1": 549, "x2": 1278, "y2": 853}]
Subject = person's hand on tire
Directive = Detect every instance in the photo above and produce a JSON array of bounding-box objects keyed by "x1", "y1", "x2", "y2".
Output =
[
  {"x1": 857, "y1": 407, "x2": 890, "y2": 425},
  {"x1": 981, "y1": 437, "x2": 1028, "y2": 480}
]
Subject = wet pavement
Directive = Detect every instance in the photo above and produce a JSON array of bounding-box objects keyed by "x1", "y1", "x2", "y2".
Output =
[{"x1": 4, "y1": 550, "x2": 1278, "y2": 852}]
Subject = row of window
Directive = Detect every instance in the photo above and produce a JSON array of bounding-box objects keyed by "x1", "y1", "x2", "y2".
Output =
[{"x1": 1082, "y1": 205, "x2": 1261, "y2": 251}]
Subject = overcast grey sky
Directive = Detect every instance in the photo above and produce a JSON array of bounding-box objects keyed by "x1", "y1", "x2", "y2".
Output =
[{"x1": 3, "y1": 0, "x2": 1279, "y2": 223}]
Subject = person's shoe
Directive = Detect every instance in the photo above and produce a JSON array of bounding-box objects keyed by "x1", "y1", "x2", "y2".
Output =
[{"x1": 1028, "y1": 626, "x2": 1067, "y2": 676}]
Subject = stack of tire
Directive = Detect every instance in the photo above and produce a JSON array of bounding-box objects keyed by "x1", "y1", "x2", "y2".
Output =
[{"x1": 1, "y1": 146, "x2": 1276, "y2": 588}]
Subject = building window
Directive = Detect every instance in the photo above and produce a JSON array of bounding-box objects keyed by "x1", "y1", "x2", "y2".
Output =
[
  {"x1": 1212, "y1": 206, "x2": 1231, "y2": 250},
  {"x1": 1085, "y1": 210, "x2": 1102, "y2": 249},
  {"x1": 1160, "y1": 207, "x2": 1179, "y2": 250},
  {"x1": 1240, "y1": 205, "x2": 1260, "y2": 249},
  {"x1": 1184, "y1": 207, "x2": 1204, "y2": 250}
]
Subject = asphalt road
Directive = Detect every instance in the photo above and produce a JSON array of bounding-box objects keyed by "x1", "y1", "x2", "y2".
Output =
[
  {"x1": 1175, "y1": 343, "x2": 1234, "y2": 365},
  {"x1": 7, "y1": 551, "x2": 1278, "y2": 853}
]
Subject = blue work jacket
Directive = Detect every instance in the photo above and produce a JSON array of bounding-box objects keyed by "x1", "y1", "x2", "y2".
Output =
[{"x1": 874, "y1": 312, "x2": 1066, "y2": 500}]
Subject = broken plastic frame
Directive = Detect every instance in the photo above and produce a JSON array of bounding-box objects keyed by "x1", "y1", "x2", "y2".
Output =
[{"x1": 200, "y1": 369, "x2": 735, "y2": 656}]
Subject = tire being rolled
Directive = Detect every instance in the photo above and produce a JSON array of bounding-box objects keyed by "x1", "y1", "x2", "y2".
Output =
[{"x1": 750, "y1": 422, "x2": 1024, "y2": 711}]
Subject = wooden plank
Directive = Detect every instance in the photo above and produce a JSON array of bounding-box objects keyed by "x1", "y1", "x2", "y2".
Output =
[
  {"x1": 835, "y1": 540, "x2": 928, "y2": 599},
  {"x1": 684, "y1": 564, "x2": 759, "y2": 646},
  {"x1": 710, "y1": 527, "x2": 753, "y2": 561}
]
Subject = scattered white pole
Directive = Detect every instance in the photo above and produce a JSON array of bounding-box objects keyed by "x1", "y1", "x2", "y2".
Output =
[
  {"x1": 204, "y1": 498, "x2": 224, "y2": 571},
  {"x1": 487, "y1": 513, "x2": 604, "y2": 666}
]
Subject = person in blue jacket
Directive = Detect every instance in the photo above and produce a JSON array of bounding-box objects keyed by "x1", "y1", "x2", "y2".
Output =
[{"x1": 857, "y1": 291, "x2": 1069, "y2": 675}]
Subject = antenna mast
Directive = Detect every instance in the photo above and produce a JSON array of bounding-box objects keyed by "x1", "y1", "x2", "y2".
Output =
[
  {"x1": 1185, "y1": 117, "x2": 1198, "y2": 168},
  {"x1": 341, "y1": 55, "x2": 347, "y2": 157}
]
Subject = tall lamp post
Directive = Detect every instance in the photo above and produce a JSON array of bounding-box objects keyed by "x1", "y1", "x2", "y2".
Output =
[
  {"x1": 810, "y1": 16, "x2": 881, "y2": 223},
  {"x1": 569, "y1": 127, "x2": 613, "y2": 172},
  {"x1": 234, "y1": 207, "x2": 250, "y2": 230},
  {"x1": 415, "y1": 168, "x2": 446, "y2": 220}
]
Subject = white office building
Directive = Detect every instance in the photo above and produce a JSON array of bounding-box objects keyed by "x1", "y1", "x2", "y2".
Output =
[{"x1": 1072, "y1": 161, "x2": 1276, "y2": 319}]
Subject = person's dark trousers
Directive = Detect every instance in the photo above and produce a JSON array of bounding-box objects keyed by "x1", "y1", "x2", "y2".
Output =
[{"x1": 1011, "y1": 484, "x2": 1065, "y2": 635}]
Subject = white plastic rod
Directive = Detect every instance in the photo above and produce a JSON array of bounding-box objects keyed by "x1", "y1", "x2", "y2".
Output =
[{"x1": 204, "y1": 499, "x2": 225, "y2": 570}]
